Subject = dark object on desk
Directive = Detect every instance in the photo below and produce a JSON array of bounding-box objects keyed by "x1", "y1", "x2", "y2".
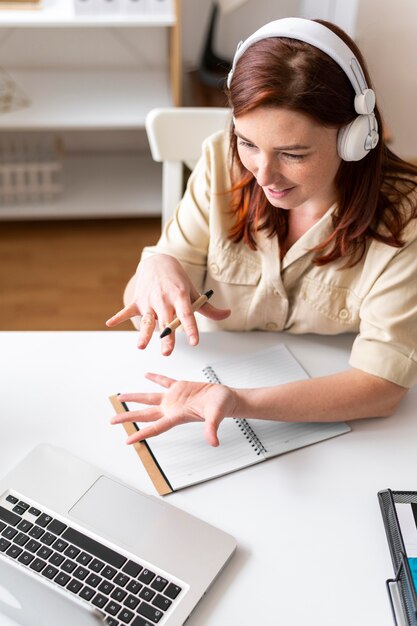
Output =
[
  {"x1": 378, "y1": 489, "x2": 417, "y2": 626},
  {"x1": 198, "y1": 3, "x2": 231, "y2": 91}
]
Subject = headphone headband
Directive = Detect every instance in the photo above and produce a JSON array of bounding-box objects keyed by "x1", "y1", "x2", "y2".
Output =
[{"x1": 227, "y1": 17, "x2": 375, "y2": 115}]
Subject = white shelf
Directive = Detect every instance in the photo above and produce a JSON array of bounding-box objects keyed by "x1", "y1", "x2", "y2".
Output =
[
  {"x1": 0, "y1": 152, "x2": 162, "y2": 219},
  {"x1": 0, "y1": 0, "x2": 175, "y2": 27},
  {"x1": 0, "y1": 69, "x2": 172, "y2": 130}
]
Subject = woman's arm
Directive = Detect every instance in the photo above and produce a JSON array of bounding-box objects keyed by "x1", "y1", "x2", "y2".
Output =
[{"x1": 111, "y1": 368, "x2": 407, "y2": 447}]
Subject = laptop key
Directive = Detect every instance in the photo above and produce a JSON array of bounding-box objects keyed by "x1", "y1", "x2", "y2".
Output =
[
  {"x1": 5, "y1": 495, "x2": 18, "y2": 505},
  {"x1": 76, "y1": 551, "x2": 92, "y2": 566},
  {"x1": 26, "y1": 539, "x2": 41, "y2": 553},
  {"x1": 55, "y1": 572, "x2": 71, "y2": 586},
  {"x1": 0, "y1": 522, "x2": 5, "y2": 533},
  {"x1": 17, "y1": 519, "x2": 33, "y2": 533},
  {"x1": 37, "y1": 513, "x2": 53, "y2": 528},
  {"x1": 137, "y1": 602, "x2": 163, "y2": 623},
  {"x1": 17, "y1": 551, "x2": 34, "y2": 566},
  {"x1": 114, "y1": 573, "x2": 129, "y2": 587},
  {"x1": 28, "y1": 526, "x2": 44, "y2": 540},
  {"x1": 52, "y1": 538, "x2": 68, "y2": 552},
  {"x1": 122, "y1": 560, "x2": 142, "y2": 578},
  {"x1": 90, "y1": 558, "x2": 105, "y2": 573},
  {"x1": 132, "y1": 617, "x2": 154, "y2": 626},
  {"x1": 150, "y1": 577, "x2": 167, "y2": 592},
  {"x1": 3, "y1": 527, "x2": 18, "y2": 540},
  {"x1": 38, "y1": 546, "x2": 53, "y2": 560},
  {"x1": 47, "y1": 519, "x2": 66, "y2": 535},
  {"x1": 67, "y1": 579, "x2": 83, "y2": 594},
  {"x1": 73, "y1": 566, "x2": 89, "y2": 580},
  {"x1": 102, "y1": 566, "x2": 117, "y2": 580},
  {"x1": 111, "y1": 588, "x2": 127, "y2": 602},
  {"x1": 86, "y1": 573, "x2": 102, "y2": 588},
  {"x1": 41, "y1": 532, "x2": 57, "y2": 546},
  {"x1": 62, "y1": 527, "x2": 126, "y2": 569},
  {"x1": 0, "y1": 538, "x2": 11, "y2": 552},
  {"x1": 6, "y1": 545, "x2": 23, "y2": 559},
  {"x1": 164, "y1": 583, "x2": 182, "y2": 599},
  {"x1": 92, "y1": 593, "x2": 108, "y2": 608},
  {"x1": 28, "y1": 507, "x2": 41, "y2": 517},
  {"x1": 138, "y1": 569, "x2": 155, "y2": 585},
  {"x1": 118, "y1": 608, "x2": 134, "y2": 624},
  {"x1": 61, "y1": 559, "x2": 77, "y2": 573},
  {"x1": 79, "y1": 586, "x2": 95, "y2": 601},
  {"x1": 42, "y1": 565, "x2": 58, "y2": 580},
  {"x1": 126, "y1": 580, "x2": 142, "y2": 595},
  {"x1": 0, "y1": 506, "x2": 20, "y2": 527},
  {"x1": 98, "y1": 580, "x2": 115, "y2": 595},
  {"x1": 29, "y1": 558, "x2": 46, "y2": 572},
  {"x1": 105, "y1": 600, "x2": 121, "y2": 616},
  {"x1": 106, "y1": 619, "x2": 120, "y2": 626},
  {"x1": 139, "y1": 588, "x2": 155, "y2": 602},
  {"x1": 49, "y1": 552, "x2": 65, "y2": 566},
  {"x1": 123, "y1": 594, "x2": 140, "y2": 610},
  {"x1": 12, "y1": 506, "x2": 26, "y2": 516},
  {"x1": 13, "y1": 532, "x2": 29, "y2": 546},
  {"x1": 64, "y1": 545, "x2": 80, "y2": 559},
  {"x1": 152, "y1": 594, "x2": 172, "y2": 612},
  {"x1": 17, "y1": 501, "x2": 29, "y2": 511}
]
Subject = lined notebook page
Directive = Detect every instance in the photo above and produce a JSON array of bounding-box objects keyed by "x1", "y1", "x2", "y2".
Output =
[
  {"x1": 205, "y1": 344, "x2": 351, "y2": 459},
  {"x1": 135, "y1": 419, "x2": 261, "y2": 491},
  {"x1": 127, "y1": 344, "x2": 349, "y2": 491},
  {"x1": 204, "y1": 344, "x2": 309, "y2": 387}
]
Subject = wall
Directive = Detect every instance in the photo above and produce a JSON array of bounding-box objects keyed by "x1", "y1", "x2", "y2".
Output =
[
  {"x1": 180, "y1": 0, "x2": 300, "y2": 69},
  {"x1": 355, "y1": 0, "x2": 417, "y2": 159}
]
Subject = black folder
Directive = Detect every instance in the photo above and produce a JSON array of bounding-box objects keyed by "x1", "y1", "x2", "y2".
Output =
[{"x1": 378, "y1": 489, "x2": 417, "y2": 626}]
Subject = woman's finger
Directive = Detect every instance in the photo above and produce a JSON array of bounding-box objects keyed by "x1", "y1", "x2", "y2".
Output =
[
  {"x1": 137, "y1": 311, "x2": 157, "y2": 349},
  {"x1": 117, "y1": 392, "x2": 164, "y2": 406},
  {"x1": 125, "y1": 416, "x2": 183, "y2": 444},
  {"x1": 111, "y1": 407, "x2": 163, "y2": 425},
  {"x1": 144, "y1": 372, "x2": 177, "y2": 388},
  {"x1": 106, "y1": 303, "x2": 139, "y2": 327}
]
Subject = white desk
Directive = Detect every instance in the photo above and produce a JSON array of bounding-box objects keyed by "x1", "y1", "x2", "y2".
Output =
[{"x1": 1, "y1": 330, "x2": 415, "y2": 626}]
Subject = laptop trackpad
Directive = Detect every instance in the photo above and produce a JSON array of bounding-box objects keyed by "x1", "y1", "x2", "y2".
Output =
[{"x1": 69, "y1": 475, "x2": 167, "y2": 554}]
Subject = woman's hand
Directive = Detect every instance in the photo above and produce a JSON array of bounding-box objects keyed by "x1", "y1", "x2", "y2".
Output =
[
  {"x1": 111, "y1": 372, "x2": 237, "y2": 447},
  {"x1": 105, "y1": 254, "x2": 230, "y2": 355}
]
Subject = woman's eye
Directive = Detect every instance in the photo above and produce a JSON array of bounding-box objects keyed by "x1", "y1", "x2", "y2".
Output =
[
  {"x1": 238, "y1": 139, "x2": 255, "y2": 149},
  {"x1": 282, "y1": 153, "x2": 305, "y2": 161}
]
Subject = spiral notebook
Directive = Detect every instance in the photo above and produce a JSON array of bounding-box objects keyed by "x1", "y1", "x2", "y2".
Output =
[{"x1": 110, "y1": 344, "x2": 351, "y2": 495}]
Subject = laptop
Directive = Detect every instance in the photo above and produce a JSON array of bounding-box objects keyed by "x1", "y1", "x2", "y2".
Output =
[{"x1": 0, "y1": 445, "x2": 236, "y2": 626}]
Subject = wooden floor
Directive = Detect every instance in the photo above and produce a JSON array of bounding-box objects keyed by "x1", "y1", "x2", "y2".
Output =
[{"x1": 0, "y1": 218, "x2": 161, "y2": 330}]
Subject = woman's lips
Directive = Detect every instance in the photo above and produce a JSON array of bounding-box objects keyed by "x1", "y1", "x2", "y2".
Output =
[{"x1": 265, "y1": 186, "x2": 295, "y2": 199}]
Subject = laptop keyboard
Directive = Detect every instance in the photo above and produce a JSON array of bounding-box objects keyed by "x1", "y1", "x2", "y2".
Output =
[{"x1": 0, "y1": 493, "x2": 184, "y2": 625}]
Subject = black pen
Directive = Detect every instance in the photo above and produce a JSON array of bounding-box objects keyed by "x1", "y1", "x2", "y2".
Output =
[{"x1": 160, "y1": 290, "x2": 214, "y2": 338}]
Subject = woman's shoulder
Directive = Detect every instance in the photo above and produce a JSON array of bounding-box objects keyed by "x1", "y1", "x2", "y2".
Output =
[{"x1": 202, "y1": 128, "x2": 230, "y2": 152}]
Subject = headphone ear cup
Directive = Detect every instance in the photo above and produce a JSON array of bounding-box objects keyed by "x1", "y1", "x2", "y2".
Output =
[{"x1": 337, "y1": 115, "x2": 374, "y2": 161}]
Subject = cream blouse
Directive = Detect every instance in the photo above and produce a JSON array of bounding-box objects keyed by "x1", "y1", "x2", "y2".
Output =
[{"x1": 141, "y1": 130, "x2": 417, "y2": 388}]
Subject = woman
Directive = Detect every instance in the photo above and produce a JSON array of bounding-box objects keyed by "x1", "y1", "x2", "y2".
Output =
[{"x1": 106, "y1": 18, "x2": 417, "y2": 446}]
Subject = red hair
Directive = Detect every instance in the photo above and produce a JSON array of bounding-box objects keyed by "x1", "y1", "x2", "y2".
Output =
[{"x1": 226, "y1": 19, "x2": 417, "y2": 266}]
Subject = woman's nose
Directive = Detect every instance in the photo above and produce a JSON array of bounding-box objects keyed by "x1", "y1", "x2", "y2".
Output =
[{"x1": 255, "y1": 156, "x2": 279, "y2": 187}]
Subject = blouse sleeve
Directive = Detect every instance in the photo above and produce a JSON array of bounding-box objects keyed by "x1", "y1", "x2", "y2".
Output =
[{"x1": 350, "y1": 232, "x2": 417, "y2": 387}]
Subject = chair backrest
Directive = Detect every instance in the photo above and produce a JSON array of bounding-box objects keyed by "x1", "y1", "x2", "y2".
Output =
[{"x1": 145, "y1": 107, "x2": 231, "y2": 225}]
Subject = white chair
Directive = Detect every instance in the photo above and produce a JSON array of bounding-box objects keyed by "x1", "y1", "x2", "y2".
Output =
[{"x1": 145, "y1": 106, "x2": 231, "y2": 225}]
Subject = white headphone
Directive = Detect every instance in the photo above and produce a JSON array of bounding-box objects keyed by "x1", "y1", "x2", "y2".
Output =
[{"x1": 227, "y1": 17, "x2": 379, "y2": 162}]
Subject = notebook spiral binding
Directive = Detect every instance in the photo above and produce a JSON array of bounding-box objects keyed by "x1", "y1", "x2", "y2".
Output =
[{"x1": 203, "y1": 366, "x2": 267, "y2": 456}]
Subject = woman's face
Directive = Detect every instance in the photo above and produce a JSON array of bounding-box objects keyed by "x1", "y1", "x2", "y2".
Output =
[{"x1": 234, "y1": 106, "x2": 341, "y2": 218}]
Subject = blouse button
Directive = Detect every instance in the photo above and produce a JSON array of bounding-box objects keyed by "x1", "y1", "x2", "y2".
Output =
[
  {"x1": 210, "y1": 263, "x2": 219, "y2": 275},
  {"x1": 338, "y1": 308, "x2": 349, "y2": 320},
  {"x1": 265, "y1": 322, "x2": 278, "y2": 330}
]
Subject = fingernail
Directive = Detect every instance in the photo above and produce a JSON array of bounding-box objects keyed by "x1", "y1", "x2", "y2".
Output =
[{"x1": 189, "y1": 334, "x2": 197, "y2": 346}]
